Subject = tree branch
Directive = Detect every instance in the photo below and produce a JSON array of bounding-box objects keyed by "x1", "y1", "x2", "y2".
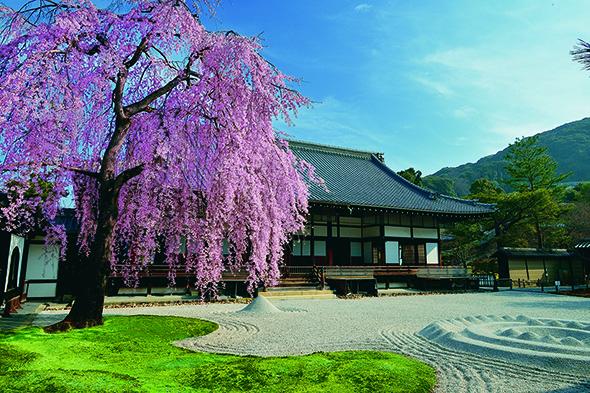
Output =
[
  {"x1": 0, "y1": 162, "x2": 99, "y2": 178},
  {"x1": 66, "y1": 166, "x2": 100, "y2": 178},
  {"x1": 124, "y1": 75, "x2": 183, "y2": 116},
  {"x1": 149, "y1": 45, "x2": 175, "y2": 69},
  {"x1": 124, "y1": 35, "x2": 150, "y2": 69},
  {"x1": 113, "y1": 70, "x2": 127, "y2": 120},
  {"x1": 114, "y1": 164, "x2": 144, "y2": 189},
  {"x1": 572, "y1": 39, "x2": 590, "y2": 71}
]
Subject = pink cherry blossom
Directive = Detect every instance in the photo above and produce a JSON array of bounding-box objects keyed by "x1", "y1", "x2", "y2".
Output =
[{"x1": 0, "y1": 0, "x2": 314, "y2": 315}]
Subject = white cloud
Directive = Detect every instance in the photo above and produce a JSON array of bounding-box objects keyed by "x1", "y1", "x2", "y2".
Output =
[
  {"x1": 354, "y1": 1, "x2": 590, "y2": 161},
  {"x1": 282, "y1": 96, "x2": 383, "y2": 148},
  {"x1": 412, "y1": 76, "x2": 454, "y2": 97},
  {"x1": 489, "y1": 122, "x2": 553, "y2": 139},
  {"x1": 420, "y1": 40, "x2": 590, "y2": 144},
  {"x1": 354, "y1": 3, "x2": 373, "y2": 13},
  {"x1": 274, "y1": 96, "x2": 414, "y2": 167},
  {"x1": 452, "y1": 106, "x2": 476, "y2": 119}
]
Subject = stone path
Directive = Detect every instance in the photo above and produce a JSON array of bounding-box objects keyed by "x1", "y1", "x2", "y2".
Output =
[
  {"x1": 35, "y1": 291, "x2": 590, "y2": 392},
  {"x1": 0, "y1": 302, "x2": 44, "y2": 331}
]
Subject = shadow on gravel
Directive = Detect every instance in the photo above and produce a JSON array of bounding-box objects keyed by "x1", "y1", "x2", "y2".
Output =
[
  {"x1": 503, "y1": 301, "x2": 590, "y2": 311},
  {"x1": 545, "y1": 381, "x2": 590, "y2": 392}
]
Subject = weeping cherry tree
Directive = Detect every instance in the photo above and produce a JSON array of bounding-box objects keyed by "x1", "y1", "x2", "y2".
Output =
[{"x1": 0, "y1": 0, "x2": 317, "y2": 329}]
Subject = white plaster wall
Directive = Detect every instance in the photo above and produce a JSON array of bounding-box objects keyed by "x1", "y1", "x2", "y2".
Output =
[
  {"x1": 413, "y1": 228, "x2": 438, "y2": 239},
  {"x1": 385, "y1": 241, "x2": 400, "y2": 264},
  {"x1": 426, "y1": 242, "x2": 439, "y2": 264},
  {"x1": 25, "y1": 243, "x2": 59, "y2": 298},
  {"x1": 384, "y1": 226, "x2": 411, "y2": 238},
  {"x1": 3, "y1": 234, "x2": 25, "y2": 293}
]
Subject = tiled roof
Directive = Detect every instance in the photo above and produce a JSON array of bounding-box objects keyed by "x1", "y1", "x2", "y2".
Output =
[
  {"x1": 495, "y1": 247, "x2": 572, "y2": 258},
  {"x1": 288, "y1": 140, "x2": 495, "y2": 216}
]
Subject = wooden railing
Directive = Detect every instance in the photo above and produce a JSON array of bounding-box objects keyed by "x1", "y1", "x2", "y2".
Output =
[
  {"x1": 311, "y1": 265, "x2": 469, "y2": 281},
  {"x1": 108, "y1": 264, "x2": 469, "y2": 287},
  {"x1": 280, "y1": 265, "x2": 315, "y2": 277},
  {"x1": 110, "y1": 264, "x2": 249, "y2": 281},
  {"x1": 109, "y1": 264, "x2": 194, "y2": 278},
  {"x1": 416, "y1": 266, "x2": 469, "y2": 278}
]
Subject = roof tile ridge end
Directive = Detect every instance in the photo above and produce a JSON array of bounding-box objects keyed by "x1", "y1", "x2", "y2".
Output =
[
  {"x1": 368, "y1": 155, "x2": 439, "y2": 198},
  {"x1": 286, "y1": 139, "x2": 382, "y2": 158}
]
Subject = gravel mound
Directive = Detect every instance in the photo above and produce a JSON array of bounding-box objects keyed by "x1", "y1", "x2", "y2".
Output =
[{"x1": 236, "y1": 295, "x2": 281, "y2": 314}]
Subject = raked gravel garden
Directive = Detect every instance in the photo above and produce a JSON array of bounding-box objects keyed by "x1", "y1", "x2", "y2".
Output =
[{"x1": 31, "y1": 291, "x2": 590, "y2": 393}]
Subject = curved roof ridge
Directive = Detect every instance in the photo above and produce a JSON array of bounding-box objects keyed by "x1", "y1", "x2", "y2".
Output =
[
  {"x1": 285, "y1": 139, "x2": 382, "y2": 159},
  {"x1": 369, "y1": 155, "x2": 494, "y2": 209},
  {"x1": 368, "y1": 155, "x2": 435, "y2": 198},
  {"x1": 438, "y1": 193, "x2": 495, "y2": 208}
]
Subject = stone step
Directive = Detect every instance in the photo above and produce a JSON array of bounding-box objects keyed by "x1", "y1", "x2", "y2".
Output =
[
  {"x1": 267, "y1": 293, "x2": 338, "y2": 301},
  {"x1": 261, "y1": 293, "x2": 337, "y2": 300},
  {"x1": 281, "y1": 274, "x2": 312, "y2": 277},
  {"x1": 261, "y1": 289, "x2": 335, "y2": 297},
  {"x1": 267, "y1": 286, "x2": 319, "y2": 291},
  {"x1": 277, "y1": 282, "x2": 318, "y2": 287}
]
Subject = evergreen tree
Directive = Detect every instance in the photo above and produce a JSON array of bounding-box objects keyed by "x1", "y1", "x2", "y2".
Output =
[
  {"x1": 397, "y1": 168, "x2": 423, "y2": 186},
  {"x1": 504, "y1": 136, "x2": 570, "y2": 192},
  {"x1": 503, "y1": 136, "x2": 570, "y2": 248}
]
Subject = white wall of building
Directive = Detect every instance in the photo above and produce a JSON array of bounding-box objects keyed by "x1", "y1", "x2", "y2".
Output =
[
  {"x1": 25, "y1": 240, "x2": 59, "y2": 298},
  {"x1": 385, "y1": 241, "x2": 400, "y2": 264},
  {"x1": 384, "y1": 226, "x2": 411, "y2": 238},
  {"x1": 426, "y1": 242, "x2": 439, "y2": 264},
  {"x1": 413, "y1": 228, "x2": 438, "y2": 239},
  {"x1": 3, "y1": 234, "x2": 25, "y2": 293}
]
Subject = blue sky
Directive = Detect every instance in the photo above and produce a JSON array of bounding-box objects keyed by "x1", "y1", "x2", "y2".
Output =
[
  {"x1": 202, "y1": 0, "x2": 590, "y2": 174},
  {"x1": 4, "y1": 0, "x2": 590, "y2": 174}
]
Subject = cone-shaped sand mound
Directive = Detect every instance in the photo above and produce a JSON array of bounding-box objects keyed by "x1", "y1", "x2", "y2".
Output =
[{"x1": 237, "y1": 295, "x2": 282, "y2": 314}]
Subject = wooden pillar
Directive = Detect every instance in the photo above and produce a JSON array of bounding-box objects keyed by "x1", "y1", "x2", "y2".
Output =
[
  {"x1": 542, "y1": 256, "x2": 547, "y2": 285},
  {"x1": 437, "y1": 226, "x2": 443, "y2": 266},
  {"x1": 569, "y1": 258, "x2": 575, "y2": 290}
]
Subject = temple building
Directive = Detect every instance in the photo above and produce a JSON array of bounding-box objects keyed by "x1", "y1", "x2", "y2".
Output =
[
  {"x1": 286, "y1": 141, "x2": 494, "y2": 268},
  {"x1": 2, "y1": 141, "x2": 496, "y2": 304}
]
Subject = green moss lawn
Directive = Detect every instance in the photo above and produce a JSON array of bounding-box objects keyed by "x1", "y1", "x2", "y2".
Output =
[{"x1": 0, "y1": 315, "x2": 435, "y2": 392}]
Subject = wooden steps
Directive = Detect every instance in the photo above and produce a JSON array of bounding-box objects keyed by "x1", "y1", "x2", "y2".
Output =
[{"x1": 260, "y1": 288, "x2": 336, "y2": 299}]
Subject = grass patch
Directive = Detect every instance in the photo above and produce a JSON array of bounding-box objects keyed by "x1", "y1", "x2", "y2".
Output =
[{"x1": 0, "y1": 316, "x2": 435, "y2": 392}]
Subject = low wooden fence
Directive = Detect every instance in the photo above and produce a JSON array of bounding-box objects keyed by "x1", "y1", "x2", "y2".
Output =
[
  {"x1": 474, "y1": 275, "x2": 513, "y2": 291},
  {"x1": 416, "y1": 266, "x2": 469, "y2": 279}
]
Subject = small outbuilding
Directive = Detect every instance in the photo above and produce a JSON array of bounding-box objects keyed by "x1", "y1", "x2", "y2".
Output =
[
  {"x1": 574, "y1": 239, "x2": 590, "y2": 282},
  {"x1": 496, "y1": 247, "x2": 585, "y2": 287}
]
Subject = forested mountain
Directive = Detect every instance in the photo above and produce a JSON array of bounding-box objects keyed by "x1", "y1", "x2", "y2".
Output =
[{"x1": 423, "y1": 118, "x2": 590, "y2": 196}]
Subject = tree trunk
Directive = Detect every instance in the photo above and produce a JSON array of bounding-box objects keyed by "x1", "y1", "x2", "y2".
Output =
[
  {"x1": 535, "y1": 220, "x2": 544, "y2": 249},
  {"x1": 50, "y1": 252, "x2": 107, "y2": 330},
  {"x1": 45, "y1": 183, "x2": 117, "y2": 332}
]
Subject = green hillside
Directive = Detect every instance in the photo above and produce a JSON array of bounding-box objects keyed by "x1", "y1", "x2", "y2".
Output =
[{"x1": 424, "y1": 117, "x2": 590, "y2": 196}]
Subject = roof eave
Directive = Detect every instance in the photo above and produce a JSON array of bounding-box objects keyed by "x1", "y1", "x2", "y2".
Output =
[{"x1": 308, "y1": 199, "x2": 495, "y2": 217}]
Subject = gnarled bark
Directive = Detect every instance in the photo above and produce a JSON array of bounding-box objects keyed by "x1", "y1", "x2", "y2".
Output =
[{"x1": 45, "y1": 180, "x2": 119, "y2": 331}]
